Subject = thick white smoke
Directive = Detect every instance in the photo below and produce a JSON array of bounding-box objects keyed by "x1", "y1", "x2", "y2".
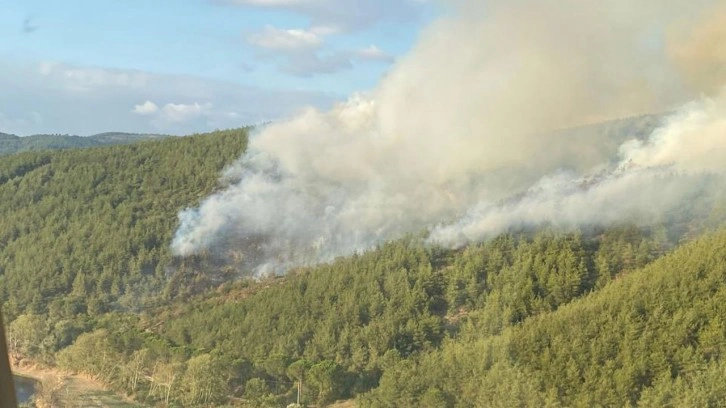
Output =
[
  {"x1": 172, "y1": 0, "x2": 726, "y2": 273},
  {"x1": 430, "y1": 91, "x2": 726, "y2": 246}
]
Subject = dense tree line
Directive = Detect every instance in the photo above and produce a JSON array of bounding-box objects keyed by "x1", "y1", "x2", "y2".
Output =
[
  {"x1": 0, "y1": 129, "x2": 248, "y2": 321},
  {"x1": 362, "y1": 229, "x2": 726, "y2": 407},
  {"x1": 2, "y1": 127, "x2": 726, "y2": 406},
  {"x1": 46, "y1": 225, "x2": 682, "y2": 406},
  {"x1": 0, "y1": 131, "x2": 169, "y2": 156},
  {"x1": 132, "y1": 226, "x2": 673, "y2": 406}
]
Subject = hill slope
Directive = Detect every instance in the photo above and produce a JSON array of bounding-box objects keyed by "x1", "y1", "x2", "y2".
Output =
[
  {"x1": 51, "y1": 224, "x2": 700, "y2": 406},
  {"x1": 43, "y1": 223, "x2": 726, "y2": 407},
  {"x1": 2, "y1": 118, "x2": 725, "y2": 407},
  {"x1": 362, "y1": 229, "x2": 726, "y2": 407},
  {"x1": 0, "y1": 128, "x2": 248, "y2": 319},
  {"x1": 0, "y1": 131, "x2": 170, "y2": 156}
]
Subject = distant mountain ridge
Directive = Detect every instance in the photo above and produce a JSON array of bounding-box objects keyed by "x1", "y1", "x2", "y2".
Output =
[{"x1": 0, "y1": 131, "x2": 171, "y2": 156}]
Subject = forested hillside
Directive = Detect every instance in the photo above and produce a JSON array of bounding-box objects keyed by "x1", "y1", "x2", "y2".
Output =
[
  {"x1": 363, "y1": 229, "x2": 726, "y2": 407},
  {"x1": 0, "y1": 129, "x2": 248, "y2": 322},
  {"x1": 0, "y1": 131, "x2": 170, "y2": 156},
  {"x1": 42, "y1": 225, "x2": 726, "y2": 407},
  {"x1": 1, "y1": 127, "x2": 726, "y2": 407}
]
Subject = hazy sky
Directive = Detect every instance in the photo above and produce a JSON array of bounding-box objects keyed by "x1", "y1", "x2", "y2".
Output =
[{"x1": 0, "y1": 0, "x2": 438, "y2": 135}]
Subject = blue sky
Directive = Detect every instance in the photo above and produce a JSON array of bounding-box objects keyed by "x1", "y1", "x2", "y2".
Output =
[{"x1": 0, "y1": 0, "x2": 439, "y2": 135}]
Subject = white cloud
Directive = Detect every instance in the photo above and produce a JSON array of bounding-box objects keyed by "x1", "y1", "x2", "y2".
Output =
[
  {"x1": 354, "y1": 45, "x2": 394, "y2": 63},
  {"x1": 269, "y1": 46, "x2": 394, "y2": 77},
  {"x1": 247, "y1": 25, "x2": 323, "y2": 51},
  {"x1": 0, "y1": 60, "x2": 339, "y2": 135},
  {"x1": 159, "y1": 102, "x2": 213, "y2": 123},
  {"x1": 309, "y1": 25, "x2": 340, "y2": 36},
  {"x1": 132, "y1": 101, "x2": 159, "y2": 115},
  {"x1": 246, "y1": 23, "x2": 395, "y2": 77}
]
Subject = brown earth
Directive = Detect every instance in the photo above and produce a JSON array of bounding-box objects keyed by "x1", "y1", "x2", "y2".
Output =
[{"x1": 12, "y1": 359, "x2": 142, "y2": 408}]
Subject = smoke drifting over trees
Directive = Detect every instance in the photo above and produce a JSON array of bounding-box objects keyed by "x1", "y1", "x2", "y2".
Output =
[{"x1": 172, "y1": 0, "x2": 726, "y2": 273}]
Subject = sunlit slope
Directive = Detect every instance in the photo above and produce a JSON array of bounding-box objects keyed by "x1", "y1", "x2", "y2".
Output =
[
  {"x1": 0, "y1": 129, "x2": 248, "y2": 318},
  {"x1": 144, "y1": 223, "x2": 693, "y2": 405},
  {"x1": 47, "y1": 224, "x2": 726, "y2": 406},
  {"x1": 362, "y1": 229, "x2": 726, "y2": 407},
  {"x1": 2, "y1": 119, "x2": 724, "y2": 406},
  {"x1": 0, "y1": 131, "x2": 171, "y2": 156}
]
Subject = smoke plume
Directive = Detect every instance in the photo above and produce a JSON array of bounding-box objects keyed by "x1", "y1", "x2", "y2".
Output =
[{"x1": 172, "y1": 0, "x2": 726, "y2": 274}]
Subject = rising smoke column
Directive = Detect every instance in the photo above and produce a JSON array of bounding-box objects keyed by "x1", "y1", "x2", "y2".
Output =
[{"x1": 172, "y1": 0, "x2": 726, "y2": 274}]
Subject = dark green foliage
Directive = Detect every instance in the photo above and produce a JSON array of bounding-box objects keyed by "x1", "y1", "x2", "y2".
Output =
[
  {"x1": 3, "y1": 123, "x2": 726, "y2": 406},
  {"x1": 17, "y1": 216, "x2": 704, "y2": 406},
  {"x1": 362, "y1": 229, "x2": 726, "y2": 407},
  {"x1": 0, "y1": 128, "x2": 248, "y2": 319},
  {"x1": 0, "y1": 132, "x2": 170, "y2": 156},
  {"x1": 140, "y1": 227, "x2": 677, "y2": 405}
]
